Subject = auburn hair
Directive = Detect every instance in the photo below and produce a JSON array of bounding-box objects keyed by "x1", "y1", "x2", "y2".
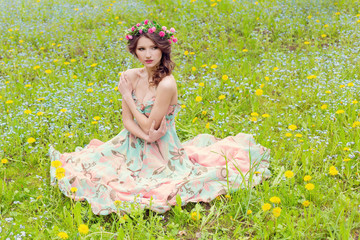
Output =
[{"x1": 126, "y1": 32, "x2": 176, "y2": 87}]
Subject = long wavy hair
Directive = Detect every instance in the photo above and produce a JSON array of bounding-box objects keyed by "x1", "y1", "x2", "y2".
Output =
[{"x1": 126, "y1": 32, "x2": 176, "y2": 87}]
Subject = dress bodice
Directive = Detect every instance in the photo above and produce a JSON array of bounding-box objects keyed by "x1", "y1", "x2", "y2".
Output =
[{"x1": 131, "y1": 90, "x2": 181, "y2": 122}]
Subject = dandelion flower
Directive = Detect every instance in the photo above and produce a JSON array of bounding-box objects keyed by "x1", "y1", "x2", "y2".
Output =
[
  {"x1": 255, "y1": 89, "x2": 263, "y2": 96},
  {"x1": 191, "y1": 212, "x2": 201, "y2": 221},
  {"x1": 303, "y1": 175, "x2": 312, "y2": 182},
  {"x1": 195, "y1": 96, "x2": 202, "y2": 102},
  {"x1": 24, "y1": 109, "x2": 32, "y2": 114},
  {"x1": 262, "y1": 203, "x2": 271, "y2": 211},
  {"x1": 272, "y1": 207, "x2": 281, "y2": 217},
  {"x1": 51, "y1": 160, "x2": 62, "y2": 168},
  {"x1": 86, "y1": 88, "x2": 94, "y2": 93},
  {"x1": 199, "y1": 82, "x2": 204, "y2": 87},
  {"x1": 78, "y1": 224, "x2": 89, "y2": 234},
  {"x1": 251, "y1": 112, "x2": 259, "y2": 117},
  {"x1": 114, "y1": 200, "x2": 122, "y2": 207},
  {"x1": 60, "y1": 108, "x2": 67, "y2": 113},
  {"x1": 55, "y1": 167, "x2": 65, "y2": 180},
  {"x1": 218, "y1": 94, "x2": 226, "y2": 100},
  {"x1": 305, "y1": 183, "x2": 315, "y2": 191},
  {"x1": 222, "y1": 75, "x2": 228, "y2": 80},
  {"x1": 1, "y1": 159, "x2": 8, "y2": 164},
  {"x1": 284, "y1": 170, "x2": 294, "y2": 178},
  {"x1": 285, "y1": 133, "x2": 292, "y2": 137},
  {"x1": 184, "y1": 50, "x2": 189, "y2": 55},
  {"x1": 321, "y1": 104, "x2": 328, "y2": 110},
  {"x1": 90, "y1": 63, "x2": 97, "y2": 67},
  {"x1": 205, "y1": 122, "x2": 210, "y2": 129},
  {"x1": 262, "y1": 113, "x2": 270, "y2": 118},
  {"x1": 57, "y1": 232, "x2": 69, "y2": 239},
  {"x1": 302, "y1": 200, "x2": 310, "y2": 207},
  {"x1": 192, "y1": 66, "x2": 196, "y2": 71},
  {"x1": 27, "y1": 137, "x2": 36, "y2": 143},
  {"x1": 288, "y1": 125, "x2": 297, "y2": 131},
  {"x1": 210, "y1": 64, "x2": 217, "y2": 69},
  {"x1": 329, "y1": 166, "x2": 339, "y2": 176},
  {"x1": 45, "y1": 69, "x2": 52, "y2": 74},
  {"x1": 270, "y1": 196, "x2": 281, "y2": 204}
]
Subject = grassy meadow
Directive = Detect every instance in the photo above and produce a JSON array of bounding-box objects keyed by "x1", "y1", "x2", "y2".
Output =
[{"x1": 1, "y1": 0, "x2": 360, "y2": 239}]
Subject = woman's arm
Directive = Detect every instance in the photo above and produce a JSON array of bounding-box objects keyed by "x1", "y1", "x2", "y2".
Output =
[
  {"x1": 122, "y1": 76, "x2": 175, "y2": 135},
  {"x1": 122, "y1": 90, "x2": 168, "y2": 142}
]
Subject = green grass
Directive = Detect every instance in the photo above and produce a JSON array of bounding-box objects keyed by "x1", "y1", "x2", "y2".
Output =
[{"x1": 0, "y1": 0, "x2": 360, "y2": 239}]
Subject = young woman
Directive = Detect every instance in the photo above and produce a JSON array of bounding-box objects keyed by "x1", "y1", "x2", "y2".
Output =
[{"x1": 49, "y1": 20, "x2": 271, "y2": 215}]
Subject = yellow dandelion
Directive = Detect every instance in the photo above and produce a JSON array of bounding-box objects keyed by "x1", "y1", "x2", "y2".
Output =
[
  {"x1": 270, "y1": 196, "x2": 281, "y2": 204},
  {"x1": 295, "y1": 133, "x2": 302, "y2": 138},
  {"x1": 51, "y1": 160, "x2": 62, "y2": 168},
  {"x1": 321, "y1": 104, "x2": 328, "y2": 110},
  {"x1": 195, "y1": 96, "x2": 202, "y2": 102},
  {"x1": 247, "y1": 209, "x2": 252, "y2": 215},
  {"x1": 329, "y1": 166, "x2": 339, "y2": 176},
  {"x1": 325, "y1": 90, "x2": 331, "y2": 94},
  {"x1": 255, "y1": 89, "x2": 263, "y2": 96},
  {"x1": 70, "y1": 59, "x2": 76, "y2": 63},
  {"x1": 57, "y1": 232, "x2": 69, "y2": 239},
  {"x1": 222, "y1": 75, "x2": 228, "y2": 80},
  {"x1": 302, "y1": 200, "x2": 310, "y2": 207},
  {"x1": 343, "y1": 158, "x2": 350, "y2": 162},
  {"x1": 192, "y1": 66, "x2": 196, "y2": 71},
  {"x1": 55, "y1": 167, "x2": 65, "y2": 180},
  {"x1": 352, "y1": 100, "x2": 358, "y2": 104},
  {"x1": 305, "y1": 183, "x2": 315, "y2": 191},
  {"x1": 251, "y1": 112, "x2": 259, "y2": 117},
  {"x1": 284, "y1": 170, "x2": 294, "y2": 178},
  {"x1": 218, "y1": 94, "x2": 226, "y2": 100},
  {"x1": 184, "y1": 50, "x2": 189, "y2": 55},
  {"x1": 1, "y1": 159, "x2": 8, "y2": 164},
  {"x1": 78, "y1": 224, "x2": 89, "y2": 235},
  {"x1": 93, "y1": 116, "x2": 101, "y2": 121},
  {"x1": 205, "y1": 122, "x2": 210, "y2": 129},
  {"x1": 242, "y1": 49, "x2": 248, "y2": 52},
  {"x1": 6, "y1": 100, "x2": 14, "y2": 104},
  {"x1": 303, "y1": 175, "x2": 312, "y2": 182},
  {"x1": 321, "y1": 34, "x2": 327, "y2": 38},
  {"x1": 273, "y1": 67, "x2": 278, "y2": 71},
  {"x1": 285, "y1": 133, "x2": 292, "y2": 137},
  {"x1": 192, "y1": 117, "x2": 198, "y2": 123},
  {"x1": 304, "y1": 41, "x2": 310, "y2": 45},
  {"x1": 288, "y1": 124, "x2": 297, "y2": 131},
  {"x1": 27, "y1": 137, "x2": 36, "y2": 143},
  {"x1": 265, "y1": 76, "x2": 269, "y2": 81},
  {"x1": 352, "y1": 121, "x2": 360, "y2": 128},
  {"x1": 86, "y1": 88, "x2": 94, "y2": 93},
  {"x1": 262, "y1": 113, "x2": 270, "y2": 118},
  {"x1": 24, "y1": 109, "x2": 32, "y2": 114},
  {"x1": 90, "y1": 63, "x2": 97, "y2": 67},
  {"x1": 210, "y1": 64, "x2": 217, "y2": 69},
  {"x1": 348, "y1": 82, "x2": 354, "y2": 87},
  {"x1": 335, "y1": 110, "x2": 344, "y2": 114},
  {"x1": 191, "y1": 212, "x2": 201, "y2": 221},
  {"x1": 199, "y1": 82, "x2": 204, "y2": 87},
  {"x1": 181, "y1": 104, "x2": 186, "y2": 108},
  {"x1": 272, "y1": 207, "x2": 281, "y2": 217},
  {"x1": 45, "y1": 69, "x2": 52, "y2": 74},
  {"x1": 64, "y1": 62, "x2": 70, "y2": 65},
  {"x1": 262, "y1": 203, "x2": 271, "y2": 211},
  {"x1": 60, "y1": 108, "x2": 67, "y2": 113},
  {"x1": 71, "y1": 187, "x2": 78, "y2": 193}
]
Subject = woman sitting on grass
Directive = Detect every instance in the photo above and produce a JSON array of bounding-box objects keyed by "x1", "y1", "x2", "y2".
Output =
[{"x1": 49, "y1": 19, "x2": 271, "y2": 215}]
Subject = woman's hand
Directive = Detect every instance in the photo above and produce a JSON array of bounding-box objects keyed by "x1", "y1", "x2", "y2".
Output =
[
  {"x1": 146, "y1": 116, "x2": 167, "y2": 142},
  {"x1": 118, "y1": 72, "x2": 132, "y2": 100}
]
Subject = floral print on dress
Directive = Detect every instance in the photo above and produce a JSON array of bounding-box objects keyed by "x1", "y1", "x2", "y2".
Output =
[{"x1": 49, "y1": 91, "x2": 271, "y2": 215}]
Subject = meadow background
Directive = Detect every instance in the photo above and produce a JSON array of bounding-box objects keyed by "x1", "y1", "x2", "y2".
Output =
[{"x1": 1, "y1": 0, "x2": 360, "y2": 239}]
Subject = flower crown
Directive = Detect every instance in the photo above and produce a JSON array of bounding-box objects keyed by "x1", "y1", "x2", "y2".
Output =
[{"x1": 125, "y1": 19, "x2": 178, "y2": 44}]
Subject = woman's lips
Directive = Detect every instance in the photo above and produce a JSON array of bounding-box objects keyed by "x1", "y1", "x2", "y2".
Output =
[{"x1": 145, "y1": 60, "x2": 153, "y2": 63}]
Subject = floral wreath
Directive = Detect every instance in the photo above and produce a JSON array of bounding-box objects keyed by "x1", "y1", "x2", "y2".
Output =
[{"x1": 125, "y1": 19, "x2": 178, "y2": 44}]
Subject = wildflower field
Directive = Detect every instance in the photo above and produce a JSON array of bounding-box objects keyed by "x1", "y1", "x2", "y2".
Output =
[{"x1": 1, "y1": 0, "x2": 360, "y2": 239}]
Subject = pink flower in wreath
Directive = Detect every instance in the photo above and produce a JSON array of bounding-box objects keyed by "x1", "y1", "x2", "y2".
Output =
[
  {"x1": 172, "y1": 37, "x2": 178, "y2": 43},
  {"x1": 128, "y1": 35, "x2": 133, "y2": 39},
  {"x1": 148, "y1": 28, "x2": 154, "y2": 33},
  {"x1": 136, "y1": 23, "x2": 140, "y2": 27},
  {"x1": 162, "y1": 26, "x2": 167, "y2": 31},
  {"x1": 170, "y1": 27, "x2": 175, "y2": 33},
  {"x1": 144, "y1": 19, "x2": 149, "y2": 25},
  {"x1": 159, "y1": 31, "x2": 165, "y2": 37},
  {"x1": 168, "y1": 39, "x2": 172, "y2": 44},
  {"x1": 131, "y1": 26, "x2": 135, "y2": 31},
  {"x1": 139, "y1": 29, "x2": 143, "y2": 34}
]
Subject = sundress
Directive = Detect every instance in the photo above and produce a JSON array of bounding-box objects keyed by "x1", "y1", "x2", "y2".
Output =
[{"x1": 49, "y1": 90, "x2": 271, "y2": 215}]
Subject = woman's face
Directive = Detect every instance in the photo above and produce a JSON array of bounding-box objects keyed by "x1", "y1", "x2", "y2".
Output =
[{"x1": 135, "y1": 36, "x2": 162, "y2": 69}]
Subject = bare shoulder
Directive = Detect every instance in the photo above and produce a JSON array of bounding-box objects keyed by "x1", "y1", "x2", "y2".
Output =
[
  {"x1": 157, "y1": 75, "x2": 177, "y2": 92},
  {"x1": 123, "y1": 68, "x2": 142, "y2": 82}
]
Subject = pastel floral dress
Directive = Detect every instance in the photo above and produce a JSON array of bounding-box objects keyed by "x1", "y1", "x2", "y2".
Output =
[{"x1": 49, "y1": 90, "x2": 271, "y2": 215}]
